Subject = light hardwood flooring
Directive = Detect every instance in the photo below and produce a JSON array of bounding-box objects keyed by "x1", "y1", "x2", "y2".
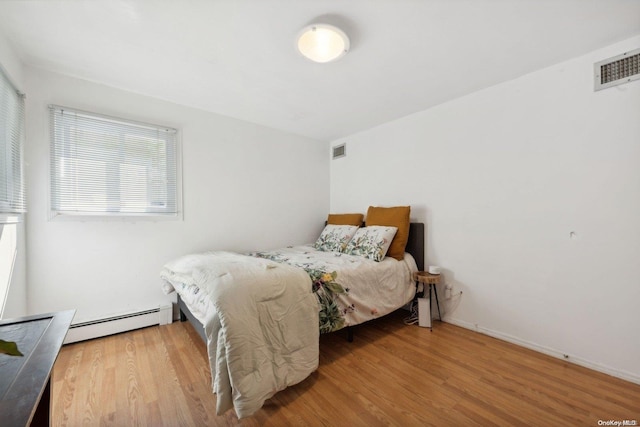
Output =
[{"x1": 52, "y1": 311, "x2": 640, "y2": 426}]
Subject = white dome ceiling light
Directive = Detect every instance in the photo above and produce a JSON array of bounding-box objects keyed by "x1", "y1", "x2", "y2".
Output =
[{"x1": 296, "y1": 23, "x2": 350, "y2": 63}]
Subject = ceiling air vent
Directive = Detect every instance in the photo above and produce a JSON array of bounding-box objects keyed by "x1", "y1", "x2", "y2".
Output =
[
  {"x1": 594, "y1": 48, "x2": 640, "y2": 91},
  {"x1": 332, "y1": 143, "x2": 346, "y2": 160}
]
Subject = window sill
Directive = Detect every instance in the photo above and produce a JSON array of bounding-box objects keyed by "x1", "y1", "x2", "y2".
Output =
[
  {"x1": 0, "y1": 214, "x2": 23, "y2": 224},
  {"x1": 48, "y1": 211, "x2": 183, "y2": 222}
]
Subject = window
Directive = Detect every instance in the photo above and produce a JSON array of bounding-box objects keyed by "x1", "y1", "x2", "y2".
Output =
[
  {"x1": 49, "y1": 105, "x2": 180, "y2": 218},
  {"x1": 0, "y1": 66, "x2": 26, "y2": 223}
]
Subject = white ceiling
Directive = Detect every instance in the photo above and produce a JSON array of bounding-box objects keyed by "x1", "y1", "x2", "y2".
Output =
[{"x1": 1, "y1": 0, "x2": 639, "y2": 141}]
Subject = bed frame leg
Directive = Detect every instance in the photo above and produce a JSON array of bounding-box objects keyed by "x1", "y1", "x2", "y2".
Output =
[
  {"x1": 179, "y1": 309, "x2": 187, "y2": 322},
  {"x1": 347, "y1": 327, "x2": 353, "y2": 343}
]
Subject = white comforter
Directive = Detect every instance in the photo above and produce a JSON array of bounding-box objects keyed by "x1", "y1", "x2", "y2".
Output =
[{"x1": 161, "y1": 251, "x2": 320, "y2": 418}]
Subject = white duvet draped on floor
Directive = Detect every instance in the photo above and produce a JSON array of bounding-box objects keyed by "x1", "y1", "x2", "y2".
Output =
[{"x1": 161, "y1": 251, "x2": 320, "y2": 418}]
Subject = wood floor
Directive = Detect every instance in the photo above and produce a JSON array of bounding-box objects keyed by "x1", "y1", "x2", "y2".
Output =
[{"x1": 52, "y1": 311, "x2": 640, "y2": 426}]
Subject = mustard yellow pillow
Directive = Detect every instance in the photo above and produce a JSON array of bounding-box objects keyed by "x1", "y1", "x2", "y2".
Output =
[
  {"x1": 327, "y1": 213, "x2": 364, "y2": 226},
  {"x1": 365, "y1": 206, "x2": 410, "y2": 261}
]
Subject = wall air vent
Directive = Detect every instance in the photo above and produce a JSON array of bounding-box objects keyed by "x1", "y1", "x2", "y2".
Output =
[
  {"x1": 594, "y1": 48, "x2": 640, "y2": 91},
  {"x1": 332, "y1": 143, "x2": 346, "y2": 160}
]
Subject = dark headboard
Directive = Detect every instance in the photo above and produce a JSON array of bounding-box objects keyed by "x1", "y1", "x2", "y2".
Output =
[
  {"x1": 324, "y1": 221, "x2": 425, "y2": 271},
  {"x1": 406, "y1": 223, "x2": 425, "y2": 272}
]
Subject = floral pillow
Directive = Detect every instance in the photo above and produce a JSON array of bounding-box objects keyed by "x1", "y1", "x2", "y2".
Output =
[
  {"x1": 342, "y1": 226, "x2": 398, "y2": 262},
  {"x1": 314, "y1": 224, "x2": 359, "y2": 253}
]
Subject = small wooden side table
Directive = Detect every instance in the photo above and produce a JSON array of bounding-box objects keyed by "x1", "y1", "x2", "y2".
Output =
[{"x1": 413, "y1": 271, "x2": 442, "y2": 329}]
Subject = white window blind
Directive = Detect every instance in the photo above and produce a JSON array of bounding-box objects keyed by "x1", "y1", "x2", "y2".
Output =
[
  {"x1": 49, "y1": 106, "x2": 179, "y2": 217},
  {"x1": 0, "y1": 66, "x2": 26, "y2": 221}
]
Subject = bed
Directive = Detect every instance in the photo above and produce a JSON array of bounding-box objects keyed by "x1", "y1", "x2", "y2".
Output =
[{"x1": 160, "y1": 222, "x2": 424, "y2": 418}]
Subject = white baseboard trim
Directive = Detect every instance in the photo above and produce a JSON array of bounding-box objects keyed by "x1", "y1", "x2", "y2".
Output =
[
  {"x1": 64, "y1": 304, "x2": 173, "y2": 344},
  {"x1": 443, "y1": 316, "x2": 640, "y2": 386}
]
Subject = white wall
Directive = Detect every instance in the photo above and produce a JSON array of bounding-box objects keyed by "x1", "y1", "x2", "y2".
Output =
[
  {"x1": 24, "y1": 67, "x2": 329, "y2": 324},
  {"x1": 0, "y1": 30, "x2": 27, "y2": 319},
  {"x1": 330, "y1": 35, "x2": 640, "y2": 383}
]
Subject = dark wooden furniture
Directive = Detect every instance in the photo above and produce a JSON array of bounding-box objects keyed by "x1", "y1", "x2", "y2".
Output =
[
  {"x1": 0, "y1": 310, "x2": 75, "y2": 426},
  {"x1": 178, "y1": 222, "x2": 425, "y2": 343}
]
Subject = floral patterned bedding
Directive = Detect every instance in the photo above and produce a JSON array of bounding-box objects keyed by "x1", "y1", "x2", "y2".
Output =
[
  {"x1": 159, "y1": 246, "x2": 417, "y2": 417},
  {"x1": 249, "y1": 245, "x2": 417, "y2": 334},
  {"x1": 162, "y1": 245, "x2": 418, "y2": 336}
]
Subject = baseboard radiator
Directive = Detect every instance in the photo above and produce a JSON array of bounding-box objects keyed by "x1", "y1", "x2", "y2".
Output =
[{"x1": 64, "y1": 304, "x2": 173, "y2": 344}]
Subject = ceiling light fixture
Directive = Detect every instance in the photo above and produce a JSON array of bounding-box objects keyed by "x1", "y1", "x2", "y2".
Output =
[{"x1": 296, "y1": 23, "x2": 350, "y2": 63}]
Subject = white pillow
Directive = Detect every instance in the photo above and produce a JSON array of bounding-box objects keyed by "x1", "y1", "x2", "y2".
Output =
[
  {"x1": 343, "y1": 226, "x2": 398, "y2": 262},
  {"x1": 314, "y1": 224, "x2": 359, "y2": 253}
]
